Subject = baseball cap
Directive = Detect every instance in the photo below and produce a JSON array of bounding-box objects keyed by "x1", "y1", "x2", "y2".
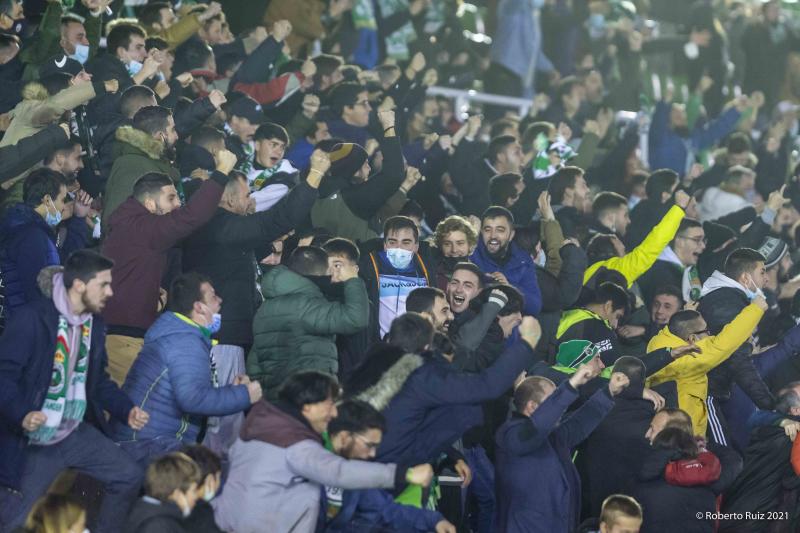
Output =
[
  {"x1": 227, "y1": 95, "x2": 267, "y2": 125},
  {"x1": 39, "y1": 54, "x2": 83, "y2": 79}
]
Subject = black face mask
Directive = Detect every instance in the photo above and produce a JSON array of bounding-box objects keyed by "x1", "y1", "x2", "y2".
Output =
[{"x1": 442, "y1": 255, "x2": 468, "y2": 270}]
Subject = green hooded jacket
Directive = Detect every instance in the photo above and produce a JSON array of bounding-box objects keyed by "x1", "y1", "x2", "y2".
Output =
[{"x1": 247, "y1": 265, "x2": 369, "y2": 397}]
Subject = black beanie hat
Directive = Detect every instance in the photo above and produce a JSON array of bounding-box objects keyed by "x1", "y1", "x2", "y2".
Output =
[
  {"x1": 327, "y1": 142, "x2": 368, "y2": 178},
  {"x1": 702, "y1": 221, "x2": 736, "y2": 251}
]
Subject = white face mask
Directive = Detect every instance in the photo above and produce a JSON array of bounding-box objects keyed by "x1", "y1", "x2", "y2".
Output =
[
  {"x1": 385, "y1": 248, "x2": 414, "y2": 270},
  {"x1": 127, "y1": 59, "x2": 143, "y2": 76}
]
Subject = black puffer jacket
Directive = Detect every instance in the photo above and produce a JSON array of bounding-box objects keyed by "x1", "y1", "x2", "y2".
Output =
[
  {"x1": 633, "y1": 444, "x2": 741, "y2": 533},
  {"x1": 698, "y1": 275, "x2": 773, "y2": 409},
  {"x1": 720, "y1": 425, "x2": 800, "y2": 533}
]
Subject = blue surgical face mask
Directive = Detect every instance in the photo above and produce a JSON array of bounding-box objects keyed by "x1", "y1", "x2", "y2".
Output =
[
  {"x1": 386, "y1": 248, "x2": 414, "y2": 270},
  {"x1": 743, "y1": 275, "x2": 762, "y2": 300},
  {"x1": 45, "y1": 198, "x2": 62, "y2": 227},
  {"x1": 127, "y1": 59, "x2": 143, "y2": 76},
  {"x1": 209, "y1": 312, "x2": 222, "y2": 334},
  {"x1": 70, "y1": 43, "x2": 89, "y2": 65},
  {"x1": 203, "y1": 486, "x2": 216, "y2": 502}
]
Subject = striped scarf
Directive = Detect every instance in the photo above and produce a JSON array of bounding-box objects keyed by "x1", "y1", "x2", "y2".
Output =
[{"x1": 28, "y1": 315, "x2": 91, "y2": 444}]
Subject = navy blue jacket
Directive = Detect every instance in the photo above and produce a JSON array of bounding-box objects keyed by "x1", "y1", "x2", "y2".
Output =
[
  {"x1": 0, "y1": 203, "x2": 87, "y2": 316},
  {"x1": 113, "y1": 312, "x2": 250, "y2": 444},
  {"x1": 377, "y1": 340, "x2": 536, "y2": 467},
  {"x1": 648, "y1": 101, "x2": 741, "y2": 175},
  {"x1": 470, "y1": 239, "x2": 542, "y2": 316},
  {"x1": 0, "y1": 273, "x2": 133, "y2": 491},
  {"x1": 325, "y1": 488, "x2": 443, "y2": 532},
  {"x1": 494, "y1": 382, "x2": 614, "y2": 533}
]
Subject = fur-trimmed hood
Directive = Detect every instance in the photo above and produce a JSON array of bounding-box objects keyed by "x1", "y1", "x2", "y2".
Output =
[
  {"x1": 354, "y1": 352, "x2": 424, "y2": 412},
  {"x1": 37, "y1": 265, "x2": 63, "y2": 299},
  {"x1": 115, "y1": 125, "x2": 166, "y2": 160},
  {"x1": 21, "y1": 82, "x2": 49, "y2": 102}
]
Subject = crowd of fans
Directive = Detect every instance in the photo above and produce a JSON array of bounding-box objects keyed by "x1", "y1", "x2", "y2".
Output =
[{"x1": 4, "y1": 0, "x2": 800, "y2": 531}]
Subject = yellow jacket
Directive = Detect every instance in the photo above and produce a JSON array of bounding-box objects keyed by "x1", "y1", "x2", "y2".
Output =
[
  {"x1": 646, "y1": 303, "x2": 764, "y2": 435},
  {"x1": 583, "y1": 204, "x2": 685, "y2": 287}
]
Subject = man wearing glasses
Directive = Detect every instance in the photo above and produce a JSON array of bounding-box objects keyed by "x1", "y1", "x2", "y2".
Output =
[
  {"x1": 327, "y1": 81, "x2": 374, "y2": 147},
  {"x1": 639, "y1": 218, "x2": 707, "y2": 308},
  {"x1": 647, "y1": 294, "x2": 767, "y2": 437},
  {"x1": 322, "y1": 400, "x2": 456, "y2": 533}
]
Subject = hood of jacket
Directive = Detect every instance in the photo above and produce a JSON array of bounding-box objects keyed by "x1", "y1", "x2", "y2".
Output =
[
  {"x1": 21, "y1": 81, "x2": 49, "y2": 102},
  {"x1": 143, "y1": 311, "x2": 211, "y2": 345},
  {"x1": 240, "y1": 399, "x2": 321, "y2": 447},
  {"x1": 0, "y1": 203, "x2": 51, "y2": 246},
  {"x1": 115, "y1": 125, "x2": 166, "y2": 160},
  {"x1": 35, "y1": 265, "x2": 63, "y2": 299},
  {"x1": 261, "y1": 265, "x2": 323, "y2": 299},
  {"x1": 700, "y1": 270, "x2": 748, "y2": 298},
  {"x1": 353, "y1": 350, "x2": 424, "y2": 412}
]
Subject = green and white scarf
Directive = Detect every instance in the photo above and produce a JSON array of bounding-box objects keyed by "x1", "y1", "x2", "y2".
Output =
[
  {"x1": 28, "y1": 316, "x2": 91, "y2": 444},
  {"x1": 376, "y1": 0, "x2": 416, "y2": 60},
  {"x1": 352, "y1": 0, "x2": 378, "y2": 30}
]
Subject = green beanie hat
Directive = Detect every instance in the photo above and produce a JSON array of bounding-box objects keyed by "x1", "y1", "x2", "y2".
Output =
[{"x1": 556, "y1": 339, "x2": 599, "y2": 369}]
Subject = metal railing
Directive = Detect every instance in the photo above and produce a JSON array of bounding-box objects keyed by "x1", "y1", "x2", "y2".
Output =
[{"x1": 425, "y1": 86, "x2": 533, "y2": 117}]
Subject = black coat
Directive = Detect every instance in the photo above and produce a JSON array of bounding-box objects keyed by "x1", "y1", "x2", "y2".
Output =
[
  {"x1": 448, "y1": 138, "x2": 493, "y2": 217},
  {"x1": 633, "y1": 444, "x2": 742, "y2": 533},
  {"x1": 698, "y1": 286, "x2": 774, "y2": 409},
  {"x1": 182, "y1": 182, "x2": 318, "y2": 347},
  {"x1": 626, "y1": 199, "x2": 671, "y2": 249},
  {"x1": 720, "y1": 425, "x2": 800, "y2": 533},
  {"x1": 536, "y1": 243, "x2": 587, "y2": 362},
  {"x1": 123, "y1": 499, "x2": 188, "y2": 533},
  {"x1": 577, "y1": 393, "x2": 657, "y2": 521},
  {"x1": 85, "y1": 53, "x2": 132, "y2": 124},
  {"x1": 0, "y1": 125, "x2": 68, "y2": 183},
  {"x1": 184, "y1": 501, "x2": 224, "y2": 533},
  {"x1": 638, "y1": 259, "x2": 683, "y2": 309},
  {"x1": 554, "y1": 205, "x2": 588, "y2": 243},
  {"x1": 94, "y1": 113, "x2": 129, "y2": 180}
]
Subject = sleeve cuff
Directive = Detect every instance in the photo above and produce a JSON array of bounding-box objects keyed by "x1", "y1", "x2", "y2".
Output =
[{"x1": 91, "y1": 79, "x2": 106, "y2": 97}]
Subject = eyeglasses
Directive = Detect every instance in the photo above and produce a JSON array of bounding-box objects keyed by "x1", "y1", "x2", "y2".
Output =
[
  {"x1": 677, "y1": 235, "x2": 707, "y2": 245},
  {"x1": 354, "y1": 433, "x2": 380, "y2": 450}
]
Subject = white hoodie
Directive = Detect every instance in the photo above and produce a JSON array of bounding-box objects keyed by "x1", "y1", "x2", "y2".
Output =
[
  {"x1": 700, "y1": 270, "x2": 763, "y2": 299},
  {"x1": 698, "y1": 187, "x2": 749, "y2": 222}
]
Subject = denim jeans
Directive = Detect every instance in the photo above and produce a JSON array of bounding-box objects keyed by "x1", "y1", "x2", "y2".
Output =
[
  {"x1": 463, "y1": 445, "x2": 496, "y2": 533},
  {"x1": 0, "y1": 423, "x2": 142, "y2": 533}
]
